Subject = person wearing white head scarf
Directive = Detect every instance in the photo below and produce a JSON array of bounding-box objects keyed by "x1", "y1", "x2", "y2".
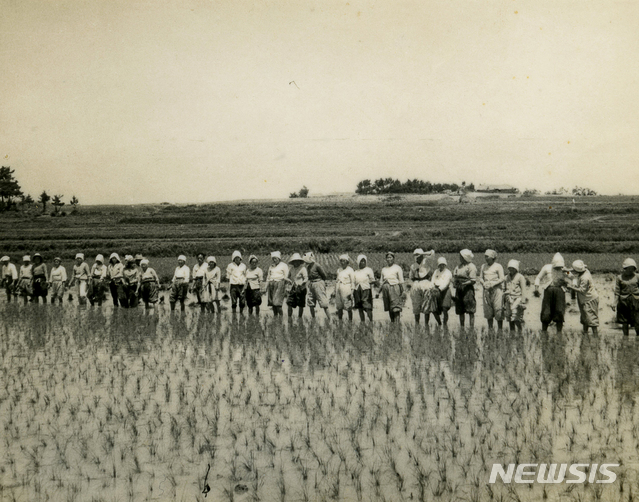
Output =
[
  {"x1": 479, "y1": 249, "x2": 506, "y2": 330},
  {"x1": 226, "y1": 250, "x2": 247, "y2": 314},
  {"x1": 614, "y1": 258, "x2": 639, "y2": 336},
  {"x1": 244, "y1": 255, "x2": 264, "y2": 316},
  {"x1": 88, "y1": 254, "x2": 108, "y2": 306},
  {"x1": 138, "y1": 258, "x2": 160, "y2": 311},
  {"x1": 31, "y1": 254, "x2": 49, "y2": 304},
  {"x1": 504, "y1": 259, "x2": 526, "y2": 332},
  {"x1": 534, "y1": 253, "x2": 569, "y2": 333},
  {"x1": 409, "y1": 249, "x2": 436, "y2": 325},
  {"x1": 380, "y1": 252, "x2": 405, "y2": 322},
  {"x1": 170, "y1": 255, "x2": 190, "y2": 312},
  {"x1": 69, "y1": 253, "x2": 91, "y2": 306},
  {"x1": 335, "y1": 254, "x2": 355, "y2": 321},
  {"x1": 431, "y1": 257, "x2": 453, "y2": 326},
  {"x1": 304, "y1": 251, "x2": 330, "y2": 318},
  {"x1": 453, "y1": 250, "x2": 477, "y2": 329},
  {"x1": 286, "y1": 253, "x2": 308, "y2": 318},
  {"x1": 1, "y1": 256, "x2": 18, "y2": 303},
  {"x1": 203, "y1": 256, "x2": 221, "y2": 314},
  {"x1": 566, "y1": 260, "x2": 599, "y2": 335},
  {"x1": 266, "y1": 251, "x2": 288, "y2": 316},
  {"x1": 48, "y1": 257, "x2": 67, "y2": 304},
  {"x1": 122, "y1": 255, "x2": 141, "y2": 308},
  {"x1": 16, "y1": 255, "x2": 33, "y2": 304},
  {"x1": 107, "y1": 253, "x2": 126, "y2": 307},
  {"x1": 353, "y1": 254, "x2": 376, "y2": 322},
  {"x1": 191, "y1": 253, "x2": 209, "y2": 312}
]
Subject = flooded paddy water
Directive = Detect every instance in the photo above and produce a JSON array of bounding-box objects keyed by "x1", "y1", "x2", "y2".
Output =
[{"x1": 1, "y1": 274, "x2": 639, "y2": 502}]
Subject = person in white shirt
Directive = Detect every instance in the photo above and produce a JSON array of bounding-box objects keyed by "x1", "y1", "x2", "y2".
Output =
[
  {"x1": 380, "y1": 252, "x2": 405, "y2": 323},
  {"x1": 566, "y1": 260, "x2": 599, "y2": 335},
  {"x1": 431, "y1": 257, "x2": 453, "y2": 327},
  {"x1": 17, "y1": 255, "x2": 33, "y2": 304},
  {"x1": 335, "y1": 254, "x2": 355, "y2": 321},
  {"x1": 353, "y1": 254, "x2": 376, "y2": 322},
  {"x1": 203, "y1": 256, "x2": 221, "y2": 314},
  {"x1": 534, "y1": 252, "x2": 569, "y2": 333},
  {"x1": 48, "y1": 257, "x2": 67, "y2": 304},
  {"x1": 88, "y1": 254, "x2": 108, "y2": 306},
  {"x1": 266, "y1": 251, "x2": 289, "y2": 316},
  {"x1": 69, "y1": 253, "x2": 91, "y2": 306},
  {"x1": 244, "y1": 255, "x2": 264, "y2": 316},
  {"x1": 409, "y1": 248, "x2": 436, "y2": 326},
  {"x1": 504, "y1": 259, "x2": 526, "y2": 333},
  {"x1": 479, "y1": 249, "x2": 506, "y2": 330},
  {"x1": 107, "y1": 253, "x2": 126, "y2": 307},
  {"x1": 226, "y1": 250, "x2": 247, "y2": 314},
  {"x1": 453, "y1": 249, "x2": 477, "y2": 329},
  {"x1": 138, "y1": 259, "x2": 161, "y2": 311},
  {"x1": 286, "y1": 253, "x2": 308, "y2": 318},
  {"x1": 170, "y1": 255, "x2": 190, "y2": 312},
  {"x1": 1, "y1": 256, "x2": 18, "y2": 302},
  {"x1": 191, "y1": 253, "x2": 208, "y2": 312}
]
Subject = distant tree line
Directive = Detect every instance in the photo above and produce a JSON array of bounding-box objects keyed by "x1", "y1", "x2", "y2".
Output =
[
  {"x1": 355, "y1": 178, "x2": 475, "y2": 195},
  {"x1": 0, "y1": 166, "x2": 79, "y2": 215}
]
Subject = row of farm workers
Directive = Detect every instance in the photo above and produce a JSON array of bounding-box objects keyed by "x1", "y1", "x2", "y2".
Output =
[{"x1": 2, "y1": 249, "x2": 639, "y2": 335}]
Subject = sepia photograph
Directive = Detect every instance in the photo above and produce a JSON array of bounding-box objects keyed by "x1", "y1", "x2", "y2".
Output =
[{"x1": 2, "y1": 0, "x2": 639, "y2": 501}]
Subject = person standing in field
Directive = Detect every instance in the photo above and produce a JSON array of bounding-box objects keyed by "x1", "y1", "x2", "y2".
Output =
[
  {"x1": 138, "y1": 259, "x2": 160, "y2": 311},
  {"x1": 170, "y1": 255, "x2": 190, "y2": 312},
  {"x1": 122, "y1": 255, "x2": 140, "y2": 308},
  {"x1": 613, "y1": 258, "x2": 639, "y2": 337},
  {"x1": 286, "y1": 253, "x2": 308, "y2": 318},
  {"x1": 203, "y1": 256, "x2": 221, "y2": 314},
  {"x1": 504, "y1": 259, "x2": 526, "y2": 333},
  {"x1": 479, "y1": 249, "x2": 505, "y2": 330},
  {"x1": 69, "y1": 253, "x2": 90, "y2": 306},
  {"x1": 304, "y1": 252, "x2": 330, "y2": 318},
  {"x1": 353, "y1": 254, "x2": 376, "y2": 322},
  {"x1": 1, "y1": 256, "x2": 18, "y2": 302},
  {"x1": 380, "y1": 251, "x2": 405, "y2": 323},
  {"x1": 432, "y1": 257, "x2": 452, "y2": 327},
  {"x1": 31, "y1": 253, "x2": 49, "y2": 304},
  {"x1": 566, "y1": 260, "x2": 599, "y2": 335},
  {"x1": 226, "y1": 250, "x2": 247, "y2": 314},
  {"x1": 244, "y1": 255, "x2": 264, "y2": 316},
  {"x1": 17, "y1": 255, "x2": 33, "y2": 304},
  {"x1": 266, "y1": 251, "x2": 289, "y2": 316},
  {"x1": 453, "y1": 249, "x2": 477, "y2": 329},
  {"x1": 191, "y1": 253, "x2": 208, "y2": 312},
  {"x1": 107, "y1": 253, "x2": 126, "y2": 307},
  {"x1": 48, "y1": 257, "x2": 67, "y2": 304},
  {"x1": 534, "y1": 252, "x2": 569, "y2": 333},
  {"x1": 335, "y1": 254, "x2": 355, "y2": 321},
  {"x1": 409, "y1": 248, "x2": 436, "y2": 325},
  {"x1": 88, "y1": 255, "x2": 107, "y2": 306}
]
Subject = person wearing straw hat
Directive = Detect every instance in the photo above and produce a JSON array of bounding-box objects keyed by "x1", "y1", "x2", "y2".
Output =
[
  {"x1": 203, "y1": 256, "x2": 221, "y2": 314},
  {"x1": 122, "y1": 255, "x2": 140, "y2": 308},
  {"x1": 479, "y1": 249, "x2": 505, "y2": 330},
  {"x1": 226, "y1": 250, "x2": 247, "y2": 314},
  {"x1": 1, "y1": 256, "x2": 18, "y2": 302},
  {"x1": 48, "y1": 257, "x2": 67, "y2": 304},
  {"x1": 353, "y1": 254, "x2": 376, "y2": 322},
  {"x1": 286, "y1": 253, "x2": 308, "y2": 318},
  {"x1": 335, "y1": 254, "x2": 355, "y2": 321},
  {"x1": 88, "y1": 254, "x2": 108, "y2": 306},
  {"x1": 266, "y1": 251, "x2": 289, "y2": 316},
  {"x1": 534, "y1": 252, "x2": 569, "y2": 333},
  {"x1": 68, "y1": 253, "x2": 91, "y2": 306},
  {"x1": 16, "y1": 255, "x2": 34, "y2": 304},
  {"x1": 613, "y1": 258, "x2": 639, "y2": 336},
  {"x1": 409, "y1": 248, "x2": 436, "y2": 325},
  {"x1": 170, "y1": 255, "x2": 190, "y2": 312},
  {"x1": 107, "y1": 253, "x2": 126, "y2": 307},
  {"x1": 504, "y1": 259, "x2": 526, "y2": 333},
  {"x1": 453, "y1": 249, "x2": 477, "y2": 329},
  {"x1": 380, "y1": 251, "x2": 405, "y2": 322},
  {"x1": 304, "y1": 252, "x2": 330, "y2": 318},
  {"x1": 31, "y1": 253, "x2": 49, "y2": 304},
  {"x1": 566, "y1": 260, "x2": 599, "y2": 335},
  {"x1": 432, "y1": 257, "x2": 453, "y2": 327},
  {"x1": 191, "y1": 253, "x2": 209, "y2": 312},
  {"x1": 244, "y1": 255, "x2": 264, "y2": 316},
  {"x1": 138, "y1": 258, "x2": 160, "y2": 311}
]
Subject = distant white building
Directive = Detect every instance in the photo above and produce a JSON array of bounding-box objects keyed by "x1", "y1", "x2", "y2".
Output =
[{"x1": 475, "y1": 184, "x2": 519, "y2": 194}]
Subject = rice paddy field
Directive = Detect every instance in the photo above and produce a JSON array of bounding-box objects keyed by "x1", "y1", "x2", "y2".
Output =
[{"x1": 2, "y1": 195, "x2": 639, "y2": 501}]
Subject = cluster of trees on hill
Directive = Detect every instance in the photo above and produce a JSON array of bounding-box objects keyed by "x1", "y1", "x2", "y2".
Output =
[
  {"x1": 544, "y1": 186, "x2": 598, "y2": 196},
  {"x1": 355, "y1": 178, "x2": 474, "y2": 195},
  {"x1": 0, "y1": 166, "x2": 79, "y2": 215}
]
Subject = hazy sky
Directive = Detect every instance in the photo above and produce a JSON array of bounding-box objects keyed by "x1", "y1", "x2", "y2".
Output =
[{"x1": 2, "y1": 0, "x2": 638, "y2": 204}]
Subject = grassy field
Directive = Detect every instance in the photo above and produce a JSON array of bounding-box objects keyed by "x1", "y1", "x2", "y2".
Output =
[
  {"x1": 1, "y1": 306, "x2": 638, "y2": 502},
  {"x1": 1, "y1": 196, "x2": 639, "y2": 264}
]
